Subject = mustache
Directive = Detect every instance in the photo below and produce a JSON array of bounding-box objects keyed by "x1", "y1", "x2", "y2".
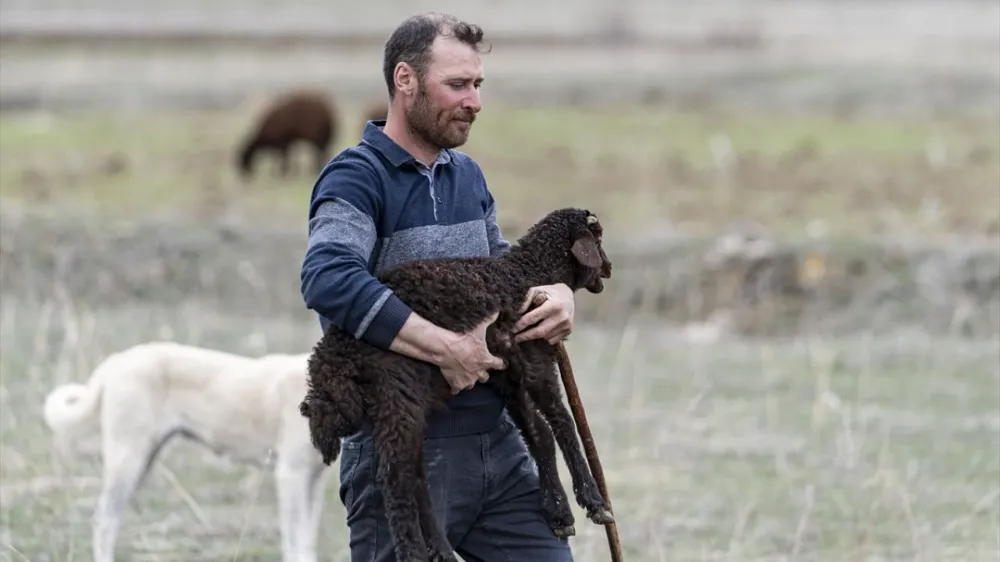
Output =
[{"x1": 454, "y1": 111, "x2": 476, "y2": 123}]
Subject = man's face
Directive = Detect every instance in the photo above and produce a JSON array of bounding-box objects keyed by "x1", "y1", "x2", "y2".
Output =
[{"x1": 405, "y1": 35, "x2": 484, "y2": 151}]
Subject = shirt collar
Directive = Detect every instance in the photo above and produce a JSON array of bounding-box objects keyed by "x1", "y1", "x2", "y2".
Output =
[{"x1": 362, "y1": 120, "x2": 453, "y2": 169}]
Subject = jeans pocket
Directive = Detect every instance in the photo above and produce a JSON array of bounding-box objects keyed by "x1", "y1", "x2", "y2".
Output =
[{"x1": 338, "y1": 439, "x2": 365, "y2": 509}]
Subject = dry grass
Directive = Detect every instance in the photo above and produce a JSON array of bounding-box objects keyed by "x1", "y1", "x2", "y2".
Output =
[
  {"x1": 1, "y1": 295, "x2": 997, "y2": 561},
  {"x1": 1, "y1": 101, "x2": 998, "y2": 561},
  {"x1": 0, "y1": 104, "x2": 997, "y2": 239}
]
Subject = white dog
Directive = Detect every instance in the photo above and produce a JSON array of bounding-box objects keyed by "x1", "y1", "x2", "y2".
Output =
[{"x1": 42, "y1": 341, "x2": 329, "y2": 562}]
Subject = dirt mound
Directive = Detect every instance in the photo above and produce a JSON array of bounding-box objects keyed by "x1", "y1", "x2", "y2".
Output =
[{"x1": 577, "y1": 227, "x2": 1000, "y2": 339}]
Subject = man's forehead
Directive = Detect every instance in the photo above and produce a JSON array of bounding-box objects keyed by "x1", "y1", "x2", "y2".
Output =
[{"x1": 428, "y1": 36, "x2": 483, "y2": 78}]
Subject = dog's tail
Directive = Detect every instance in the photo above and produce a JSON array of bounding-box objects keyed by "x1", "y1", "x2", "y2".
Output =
[{"x1": 43, "y1": 365, "x2": 106, "y2": 435}]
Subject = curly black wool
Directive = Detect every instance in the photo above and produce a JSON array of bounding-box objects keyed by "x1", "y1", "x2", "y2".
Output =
[{"x1": 300, "y1": 207, "x2": 614, "y2": 562}]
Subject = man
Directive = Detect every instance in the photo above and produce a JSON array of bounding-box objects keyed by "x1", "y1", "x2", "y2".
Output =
[{"x1": 300, "y1": 12, "x2": 578, "y2": 562}]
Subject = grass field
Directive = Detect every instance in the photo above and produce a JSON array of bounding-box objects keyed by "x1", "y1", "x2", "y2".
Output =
[
  {"x1": 0, "y1": 104, "x2": 997, "y2": 238},
  {"x1": 1, "y1": 298, "x2": 997, "y2": 561},
  {"x1": 1, "y1": 103, "x2": 999, "y2": 561}
]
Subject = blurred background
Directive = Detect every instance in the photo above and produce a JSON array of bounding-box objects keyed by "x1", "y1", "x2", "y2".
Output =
[{"x1": 1, "y1": 1, "x2": 998, "y2": 561}]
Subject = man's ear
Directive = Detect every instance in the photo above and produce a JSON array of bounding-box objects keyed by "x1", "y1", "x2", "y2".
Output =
[
  {"x1": 394, "y1": 63, "x2": 416, "y2": 97},
  {"x1": 571, "y1": 235, "x2": 603, "y2": 269}
]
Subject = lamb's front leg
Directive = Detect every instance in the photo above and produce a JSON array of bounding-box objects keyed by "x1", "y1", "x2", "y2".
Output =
[
  {"x1": 504, "y1": 388, "x2": 576, "y2": 538},
  {"x1": 527, "y1": 359, "x2": 615, "y2": 526}
]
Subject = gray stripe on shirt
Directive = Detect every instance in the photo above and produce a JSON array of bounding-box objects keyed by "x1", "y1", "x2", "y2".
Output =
[
  {"x1": 307, "y1": 198, "x2": 391, "y2": 338},
  {"x1": 355, "y1": 288, "x2": 393, "y2": 340},
  {"x1": 483, "y1": 203, "x2": 510, "y2": 256},
  {"x1": 373, "y1": 219, "x2": 492, "y2": 274},
  {"x1": 307, "y1": 199, "x2": 378, "y2": 259}
]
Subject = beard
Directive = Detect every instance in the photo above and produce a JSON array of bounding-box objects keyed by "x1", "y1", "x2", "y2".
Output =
[{"x1": 405, "y1": 82, "x2": 475, "y2": 151}]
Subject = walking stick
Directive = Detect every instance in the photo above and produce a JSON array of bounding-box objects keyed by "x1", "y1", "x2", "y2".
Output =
[{"x1": 555, "y1": 341, "x2": 625, "y2": 561}]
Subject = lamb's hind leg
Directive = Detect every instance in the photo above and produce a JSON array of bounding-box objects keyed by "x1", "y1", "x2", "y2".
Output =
[
  {"x1": 504, "y1": 389, "x2": 576, "y2": 538},
  {"x1": 370, "y1": 387, "x2": 452, "y2": 562},
  {"x1": 528, "y1": 360, "x2": 614, "y2": 526},
  {"x1": 413, "y1": 448, "x2": 457, "y2": 562}
]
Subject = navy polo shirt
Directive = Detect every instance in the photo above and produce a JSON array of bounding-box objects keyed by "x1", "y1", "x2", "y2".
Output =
[{"x1": 300, "y1": 120, "x2": 512, "y2": 436}]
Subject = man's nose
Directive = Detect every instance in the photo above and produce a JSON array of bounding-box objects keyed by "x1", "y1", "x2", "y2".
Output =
[{"x1": 464, "y1": 90, "x2": 482, "y2": 113}]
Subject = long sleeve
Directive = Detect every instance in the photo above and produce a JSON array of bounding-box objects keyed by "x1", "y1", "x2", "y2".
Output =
[{"x1": 299, "y1": 156, "x2": 412, "y2": 349}]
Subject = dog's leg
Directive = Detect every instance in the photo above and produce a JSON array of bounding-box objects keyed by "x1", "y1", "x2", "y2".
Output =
[
  {"x1": 275, "y1": 459, "x2": 309, "y2": 562},
  {"x1": 274, "y1": 453, "x2": 328, "y2": 562},
  {"x1": 303, "y1": 461, "x2": 330, "y2": 561},
  {"x1": 93, "y1": 434, "x2": 166, "y2": 562}
]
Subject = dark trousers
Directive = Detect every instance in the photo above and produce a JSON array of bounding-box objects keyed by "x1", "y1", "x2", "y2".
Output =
[{"x1": 338, "y1": 414, "x2": 575, "y2": 561}]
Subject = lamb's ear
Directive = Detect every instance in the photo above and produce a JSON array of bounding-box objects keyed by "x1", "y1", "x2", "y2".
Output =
[{"x1": 571, "y1": 235, "x2": 603, "y2": 269}]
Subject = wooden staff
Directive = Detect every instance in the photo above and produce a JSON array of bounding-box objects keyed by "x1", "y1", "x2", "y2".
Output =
[{"x1": 555, "y1": 341, "x2": 624, "y2": 561}]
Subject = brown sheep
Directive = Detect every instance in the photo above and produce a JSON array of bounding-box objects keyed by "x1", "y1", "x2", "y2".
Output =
[{"x1": 236, "y1": 91, "x2": 338, "y2": 179}]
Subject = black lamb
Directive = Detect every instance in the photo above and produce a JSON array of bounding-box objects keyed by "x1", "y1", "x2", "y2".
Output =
[{"x1": 299, "y1": 207, "x2": 614, "y2": 562}]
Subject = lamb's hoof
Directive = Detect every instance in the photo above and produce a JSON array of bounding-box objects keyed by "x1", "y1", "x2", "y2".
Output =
[
  {"x1": 552, "y1": 524, "x2": 576, "y2": 539},
  {"x1": 428, "y1": 550, "x2": 458, "y2": 562},
  {"x1": 543, "y1": 506, "x2": 575, "y2": 538},
  {"x1": 541, "y1": 489, "x2": 575, "y2": 538},
  {"x1": 588, "y1": 506, "x2": 615, "y2": 525}
]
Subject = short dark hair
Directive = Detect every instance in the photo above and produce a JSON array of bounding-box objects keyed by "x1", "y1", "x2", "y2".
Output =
[{"x1": 382, "y1": 13, "x2": 490, "y2": 100}]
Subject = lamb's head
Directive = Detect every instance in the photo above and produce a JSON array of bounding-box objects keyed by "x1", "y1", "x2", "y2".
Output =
[{"x1": 517, "y1": 207, "x2": 613, "y2": 294}]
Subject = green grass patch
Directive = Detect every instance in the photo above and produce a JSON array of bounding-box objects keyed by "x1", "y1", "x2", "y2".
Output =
[{"x1": 1, "y1": 104, "x2": 997, "y2": 237}]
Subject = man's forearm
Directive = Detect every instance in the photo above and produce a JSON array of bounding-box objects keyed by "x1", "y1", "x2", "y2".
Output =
[{"x1": 388, "y1": 312, "x2": 456, "y2": 366}]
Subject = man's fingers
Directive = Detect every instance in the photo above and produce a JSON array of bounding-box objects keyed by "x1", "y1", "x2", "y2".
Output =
[
  {"x1": 545, "y1": 326, "x2": 570, "y2": 345},
  {"x1": 516, "y1": 315, "x2": 573, "y2": 344},
  {"x1": 517, "y1": 308, "x2": 571, "y2": 339},
  {"x1": 519, "y1": 288, "x2": 551, "y2": 314},
  {"x1": 547, "y1": 329, "x2": 571, "y2": 345},
  {"x1": 514, "y1": 301, "x2": 552, "y2": 332},
  {"x1": 478, "y1": 311, "x2": 500, "y2": 328},
  {"x1": 472, "y1": 311, "x2": 501, "y2": 336},
  {"x1": 514, "y1": 328, "x2": 541, "y2": 343},
  {"x1": 514, "y1": 318, "x2": 556, "y2": 343},
  {"x1": 446, "y1": 370, "x2": 477, "y2": 395},
  {"x1": 518, "y1": 289, "x2": 537, "y2": 314}
]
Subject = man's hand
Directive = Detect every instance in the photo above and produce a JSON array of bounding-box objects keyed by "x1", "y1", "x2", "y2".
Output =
[
  {"x1": 438, "y1": 312, "x2": 508, "y2": 395},
  {"x1": 513, "y1": 283, "x2": 575, "y2": 344}
]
